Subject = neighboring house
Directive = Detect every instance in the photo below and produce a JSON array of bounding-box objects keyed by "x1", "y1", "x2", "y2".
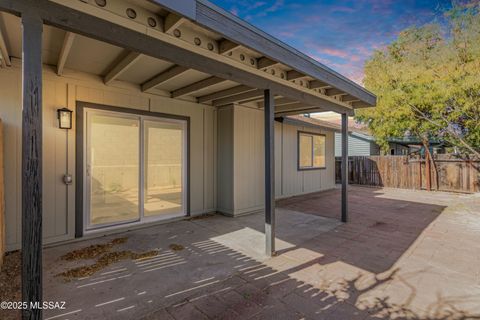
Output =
[
  {"x1": 334, "y1": 130, "x2": 410, "y2": 156},
  {"x1": 0, "y1": 0, "x2": 375, "y2": 266}
]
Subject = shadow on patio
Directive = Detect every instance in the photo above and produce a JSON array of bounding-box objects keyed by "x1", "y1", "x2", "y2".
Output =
[{"x1": 4, "y1": 186, "x2": 479, "y2": 320}]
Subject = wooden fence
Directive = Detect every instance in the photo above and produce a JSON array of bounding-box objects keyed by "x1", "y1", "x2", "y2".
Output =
[
  {"x1": 0, "y1": 119, "x2": 4, "y2": 269},
  {"x1": 335, "y1": 155, "x2": 480, "y2": 193}
]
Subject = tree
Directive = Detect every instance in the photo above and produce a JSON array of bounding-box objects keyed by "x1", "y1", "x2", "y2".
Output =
[{"x1": 356, "y1": 2, "x2": 480, "y2": 158}]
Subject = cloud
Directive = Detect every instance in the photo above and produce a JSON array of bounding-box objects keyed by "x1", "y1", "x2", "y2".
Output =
[{"x1": 211, "y1": 0, "x2": 450, "y2": 85}]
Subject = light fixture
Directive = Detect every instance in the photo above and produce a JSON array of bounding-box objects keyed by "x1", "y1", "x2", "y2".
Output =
[{"x1": 57, "y1": 108, "x2": 73, "y2": 129}]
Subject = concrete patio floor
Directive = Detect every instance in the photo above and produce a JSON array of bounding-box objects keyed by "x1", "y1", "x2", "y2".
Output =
[{"x1": 40, "y1": 186, "x2": 480, "y2": 320}]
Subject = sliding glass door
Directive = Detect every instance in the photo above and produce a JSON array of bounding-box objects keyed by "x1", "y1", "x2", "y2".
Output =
[
  {"x1": 144, "y1": 120, "x2": 184, "y2": 218},
  {"x1": 85, "y1": 109, "x2": 186, "y2": 231}
]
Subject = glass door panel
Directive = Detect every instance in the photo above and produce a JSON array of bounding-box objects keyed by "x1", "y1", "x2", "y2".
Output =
[
  {"x1": 144, "y1": 120, "x2": 184, "y2": 218},
  {"x1": 87, "y1": 113, "x2": 140, "y2": 228}
]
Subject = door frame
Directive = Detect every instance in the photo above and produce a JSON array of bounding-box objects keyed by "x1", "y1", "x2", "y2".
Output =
[{"x1": 75, "y1": 101, "x2": 190, "y2": 237}]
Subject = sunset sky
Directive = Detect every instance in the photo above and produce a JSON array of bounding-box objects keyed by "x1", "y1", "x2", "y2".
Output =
[{"x1": 210, "y1": 0, "x2": 452, "y2": 85}]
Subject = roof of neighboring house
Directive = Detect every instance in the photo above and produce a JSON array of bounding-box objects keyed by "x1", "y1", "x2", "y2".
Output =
[{"x1": 281, "y1": 115, "x2": 342, "y2": 132}]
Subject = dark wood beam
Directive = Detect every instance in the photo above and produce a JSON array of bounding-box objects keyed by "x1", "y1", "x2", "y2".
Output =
[
  {"x1": 341, "y1": 113, "x2": 348, "y2": 223},
  {"x1": 21, "y1": 10, "x2": 43, "y2": 320},
  {"x1": 104, "y1": 51, "x2": 142, "y2": 85},
  {"x1": 141, "y1": 65, "x2": 189, "y2": 92},
  {"x1": 264, "y1": 89, "x2": 275, "y2": 256},
  {"x1": 171, "y1": 76, "x2": 227, "y2": 98},
  {"x1": 197, "y1": 85, "x2": 253, "y2": 104},
  {"x1": 212, "y1": 89, "x2": 263, "y2": 107},
  {"x1": 219, "y1": 39, "x2": 240, "y2": 55}
]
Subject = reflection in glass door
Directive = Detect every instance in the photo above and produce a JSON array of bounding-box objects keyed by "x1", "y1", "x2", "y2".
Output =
[
  {"x1": 86, "y1": 113, "x2": 140, "y2": 228},
  {"x1": 85, "y1": 109, "x2": 186, "y2": 231},
  {"x1": 144, "y1": 120, "x2": 184, "y2": 218}
]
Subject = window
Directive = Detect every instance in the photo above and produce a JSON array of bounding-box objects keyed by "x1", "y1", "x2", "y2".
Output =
[{"x1": 298, "y1": 132, "x2": 326, "y2": 170}]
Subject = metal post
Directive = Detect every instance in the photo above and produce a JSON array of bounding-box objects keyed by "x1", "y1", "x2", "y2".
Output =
[
  {"x1": 21, "y1": 10, "x2": 43, "y2": 320},
  {"x1": 341, "y1": 113, "x2": 348, "y2": 223},
  {"x1": 264, "y1": 89, "x2": 275, "y2": 256}
]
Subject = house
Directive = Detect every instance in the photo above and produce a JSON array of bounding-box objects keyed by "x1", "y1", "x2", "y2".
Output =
[
  {"x1": 334, "y1": 130, "x2": 410, "y2": 156},
  {"x1": 0, "y1": 0, "x2": 375, "y2": 314},
  {"x1": 309, "y1": 113, "x2": 423, "y2": 156}
]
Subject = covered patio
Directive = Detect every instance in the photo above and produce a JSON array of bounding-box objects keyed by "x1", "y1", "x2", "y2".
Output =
[
  {"x1": 0, "y1": 1, "x2": 377, "y2": 318},
  {"x1": 15, "y1": 186, "x2": 478, "y2": 320}
]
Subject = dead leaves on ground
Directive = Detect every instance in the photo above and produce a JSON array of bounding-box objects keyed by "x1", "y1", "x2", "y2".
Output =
[{"x1": 56, "y1": 237, "x2": 158, "y2": 281}]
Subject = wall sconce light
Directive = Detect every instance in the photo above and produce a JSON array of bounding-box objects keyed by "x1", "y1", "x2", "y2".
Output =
[{"x1": 57, "y1": 108, "x2": 73, "y2": 129}]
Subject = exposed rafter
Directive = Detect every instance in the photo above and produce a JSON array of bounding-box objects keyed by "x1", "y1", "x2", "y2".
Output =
[
  {"x1": 219, "y1": 39, "x2": 240, "y2": 55},
  {"x1": 213, "y1": 89, "x2": 264, "y2": 107},
  {"x1": 104, "y1": 51, "x2": 142, "y2": 85},
  {"x1": 0, "y1": 17, "x2": 11, "y2": 67},
  {"x1": 326, "y1": 88, "x2": 348, "y2": 96},
  {"x1": 274, "y1": 97, "x2": 296, "y2": 106},
  {"x1": 275, "y1": 108, "x2": 323, "y2": 117},
  {"x1": 274, "y1": 103, "x2": 311, "y2": 113},
  {"x1": 351, "y1": 101, "x2": 370, "y2": 108},
  {"x1": 164, "y1": 13, "x2": 186, "y2": 33},
  {"x1": 56, "y1": 31, "x2": 75, "y2": 75},
  {"x1": 171, "y1": 76, "x2": 227, "y2": 98},
  {"x1": 309, "y1": 80, "x2": 331, "y2": 89},
  {"x1": 286, "y1": 70, "x2": 305, "y2": 81},
  {"x1": 141, "y1": 65, "x2": 189, "y2": 92},
  {"x1": 257, "y1": 57, "x2": 279, "y2": 69},
  {"x1": 197, "y1": 85, "x2": 254, "y2": 104},
  {"x1": 341, "y1": 95, "x2": 360, "y2": 103}
]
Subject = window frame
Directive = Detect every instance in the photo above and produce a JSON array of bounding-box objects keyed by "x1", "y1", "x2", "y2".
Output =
[{"x1": 297, "y1": 131, "x2": 327, "y2": 171}]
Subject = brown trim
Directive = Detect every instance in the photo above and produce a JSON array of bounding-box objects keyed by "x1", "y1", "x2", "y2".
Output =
[
  {"x1": 75, "y1": 101, "x2": 191, "y2": 238},
  {"x1": 297, "y1": 130, "x2": 327, "y2": 171}
]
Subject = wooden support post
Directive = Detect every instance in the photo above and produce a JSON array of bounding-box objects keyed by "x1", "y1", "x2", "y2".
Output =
[
  {"x1": 264, "y1": 89, "x2": 275, "y2": 256},
  {"x1": 341, "y1": 113, "x2": 348, "y2": 223},
  {"x1": 21, "y1": 10, "x2": 43, "y2": 320}
]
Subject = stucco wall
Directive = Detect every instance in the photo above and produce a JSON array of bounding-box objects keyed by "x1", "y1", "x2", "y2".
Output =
[{"x1": 0, "y1": 60, "x2": 216, "y2": 250}]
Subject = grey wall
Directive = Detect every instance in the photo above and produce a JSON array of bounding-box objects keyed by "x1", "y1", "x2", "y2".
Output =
[{"x1": 335, "y1": 132, "x2": 376, "y2": 157}]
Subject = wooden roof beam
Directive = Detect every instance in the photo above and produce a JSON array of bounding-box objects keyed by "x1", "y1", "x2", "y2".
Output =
[
  {"x1": 0, "y1": 18, "x2": 11, "y2": 67},
  {"x1": 141, "y1": 65, "x2": 189, "y2": 92},
  {"x1": 342, "y1": 95, "x2": 360, "y2": 103},
  {"x1": 171, "y1": 76, "x2": 227, "y2": 98},
  {"x1": 325, "y1": 88, "x2": 348, "y2": 96},
  {"x1": 309, "y1": 80, "x2": 331, "y2": 89},
  {"x1": 219, "y1": 39, "x2": 240, "y2": 55},
  {"x1": 197, "y1": 85, "x2": 254, "y2": 103},
  {"x1": 56, "y1": 31, "x2": 75, "y2": 75},
  {"x1": 104, "y1": 51, "x2": 142, "y2": 85},
  {"x1": 286, "y1": 70, "x2": 305, "y2": 81},
  {"x1": 213, "y1": 89, "x2": 264, "y2": 107},
  {"x1": 257, "y1": 57, "x2": 280, "y2": 69},
  {"x1": 164, "y1": 13, "x2": 186, "y2": 33}
]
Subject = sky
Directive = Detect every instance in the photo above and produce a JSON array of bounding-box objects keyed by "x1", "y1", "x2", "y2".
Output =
[{"x1": 209, "y1": 0, "x2": 453, "y2": 85}]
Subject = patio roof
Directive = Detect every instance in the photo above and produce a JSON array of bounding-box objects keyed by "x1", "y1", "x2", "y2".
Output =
[{"x1": 0, "y1": 0, "x2": 376, "y2": 116}]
